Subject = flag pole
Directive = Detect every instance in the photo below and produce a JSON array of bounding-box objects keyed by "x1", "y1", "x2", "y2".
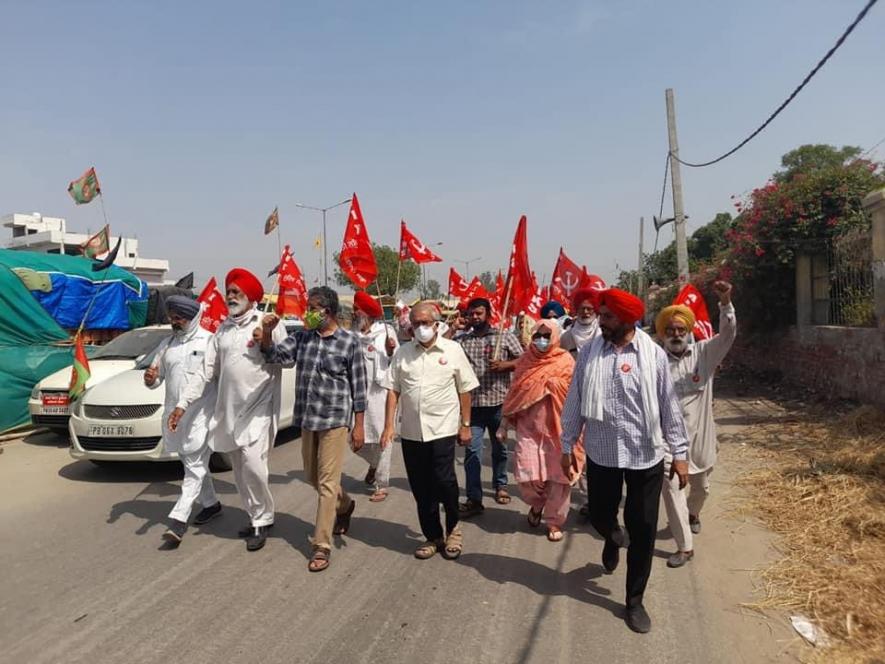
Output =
[
  {"x1": 372, "y1": 280, "x2": 391, "y2": 342},
  {"x1": 393, "y1": 258, "x2": 402, "y2": 302},
  {"x1": 493, "y1": 277, "x2": 513, "y2": 361}
]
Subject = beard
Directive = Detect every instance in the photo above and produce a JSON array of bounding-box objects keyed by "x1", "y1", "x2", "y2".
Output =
[
  {"x1": 601, "y1": 321, "x2": 631, "y2": 344},
  {"x1": 227, "y1": 296, "x2": 250, "y2": 316},
  {"x1": 665, "y1": 336, "x2": 688, "y2": 354}
]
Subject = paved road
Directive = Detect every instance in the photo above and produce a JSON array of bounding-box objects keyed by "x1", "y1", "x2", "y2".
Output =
[{"x1": 0, "y1": 396, "x2": 793, "y2": 664}]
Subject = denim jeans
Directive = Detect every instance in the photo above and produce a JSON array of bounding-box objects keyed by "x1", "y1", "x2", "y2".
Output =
[{"x1": 464, "y1": 405, "x2": 507, "y2": 503}]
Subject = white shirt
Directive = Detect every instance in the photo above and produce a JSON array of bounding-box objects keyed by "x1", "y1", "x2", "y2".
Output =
[
  {"x1": 178, "y1": 306, "x2": 288, "y2": 453},
  {"x1": 389, "y1": 335, "x2": 479, "y2": 442},
  {"x1": 359, "y1": 321, "x2": 398, "y2": 442}
]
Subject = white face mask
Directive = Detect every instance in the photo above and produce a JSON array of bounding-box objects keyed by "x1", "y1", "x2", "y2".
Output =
[
  {"x1": 533, "y1": 338, "x2": 550, "y2": 352},
  {"x1": 414, "y1": 324, "x2": 436, "y2": 344}
]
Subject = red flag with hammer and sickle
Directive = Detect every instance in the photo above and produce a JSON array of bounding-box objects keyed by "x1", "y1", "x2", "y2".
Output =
[
  {"x1": 400, "y1": 220, "x2": 442, "y2": 264},
  {"x1": 339, "y1": 193, "x2": 378, "y2": 289}
]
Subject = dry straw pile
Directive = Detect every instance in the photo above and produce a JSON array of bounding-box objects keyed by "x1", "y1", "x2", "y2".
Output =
[{"x1": 737, "y1": 402, "x2": 885, "y2": 663}]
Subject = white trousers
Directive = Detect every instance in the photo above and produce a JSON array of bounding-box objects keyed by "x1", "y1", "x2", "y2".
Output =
[
  {"x1": 231, "y1": 434, "x2": 275, "y2": 527},
  {"x1": 357, "y1": 442, "x2": 392, "y2": 490},
  {"x1": 662, "y1": 456, "x2": 712, "y2": 552},
  {"x1": 169, "y1": 446, "x2": 218, "y2": 523}
]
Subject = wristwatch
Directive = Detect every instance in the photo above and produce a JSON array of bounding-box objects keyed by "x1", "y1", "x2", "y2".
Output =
[{"x1": 461, "y1": 420, "x2": 471, "y2": 428}]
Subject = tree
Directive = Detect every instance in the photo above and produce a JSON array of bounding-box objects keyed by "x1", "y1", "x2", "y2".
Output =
[
  {"x1": 478, "y1": 270, "x2": 496, "y2": 293},
  {"x1": 332, "y1": 244, "x2": 420, "y2": 296},
  {"x1": 691, "y1": 212, "x2": 732, "y2": 262},
  {"x1": 420, "y1": 279, "x2": 442, "y2": 300},
  {"x1": 774, "y1": 144, "x2": 862, "y2": 183}
]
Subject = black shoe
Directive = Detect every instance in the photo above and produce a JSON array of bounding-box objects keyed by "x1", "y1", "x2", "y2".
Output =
[
  {"x1": 162, "y1": 519, "x2": 187, "y2": 546},
  {"x1": 611, "y1": 526, "x2": 630, "y2": 549},
  {"x1": 239, "y1": 523, "x2": 274, "y2": 538},
  {"x1": 193, "y1": 502, "x2": 222, "y2": 525},
  {"x1": 625, "y1": 604, "x2": 652, "y2": 634},
  {"x1": 246, "y1": 526, "x2": 270, "y2": 551},
  {"x1": 459, "y1": 499, "x2": 484, "y2": 519},
  {"x1": 602, "y1": 539, "x2": 620, "y2": 573}
]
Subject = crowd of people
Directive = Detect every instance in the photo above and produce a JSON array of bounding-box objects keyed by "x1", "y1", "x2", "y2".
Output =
[{"x1": 154, "y1": 267, "x2": 736, "y2": 634}]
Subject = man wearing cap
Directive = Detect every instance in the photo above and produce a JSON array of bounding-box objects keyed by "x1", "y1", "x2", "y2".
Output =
[
  {"x1": 169, "y1": 268, "x2": 287, "y2": 552},
  {"x1": 351, "y1": 290, "x2": 398, "y2": 502},
  {"x1": 145, "y1": 295, "x2": 220, "y2": 547},
  {"x1": 259, "y1": 286, "x2": 367, "y2": 573},
  {"x1": 656, "y1": 281, "x2": 736, "y2": 569},
  {"x1": 560, "y1": 288, "x2": 689, "y2": 634}
]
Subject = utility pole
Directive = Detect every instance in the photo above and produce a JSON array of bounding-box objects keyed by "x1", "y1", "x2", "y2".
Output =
[{"x1": 665, "y1": 88, "x2": 690, "y2": 283}]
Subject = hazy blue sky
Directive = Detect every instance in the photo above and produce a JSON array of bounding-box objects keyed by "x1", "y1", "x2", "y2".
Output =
[{"x1": 2, "y1": 1, "x2": 883, "y2": 291}]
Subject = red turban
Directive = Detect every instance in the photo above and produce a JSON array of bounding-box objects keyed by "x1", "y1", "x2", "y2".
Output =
[
  {"x1": 571, "y1": 287, "x2": 601, "y2": 312},
  {"x1": 225, "y1": 268, "x2": 264, "y2": 303},
  {"x1": 599, "y1": 288, "x2": 644, "y2": 324},
  {"x1": 353, "y1": 290, "x2": 383, "y2": 319}
]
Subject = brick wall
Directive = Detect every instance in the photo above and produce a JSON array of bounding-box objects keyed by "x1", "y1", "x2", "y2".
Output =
[{"x1": 730, "y1": 325, "x2": 885, "y2": 407}]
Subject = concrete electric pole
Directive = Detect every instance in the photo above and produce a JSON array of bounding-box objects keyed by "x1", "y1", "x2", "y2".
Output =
[{"x1": 665, "y1": 88, "x2": 690, "y2": 283}]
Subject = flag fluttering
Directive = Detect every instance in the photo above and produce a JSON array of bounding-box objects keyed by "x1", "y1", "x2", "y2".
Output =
[
  {"x1": 502, "y1": 215, "x2": 532, "y2": 316},
  {"x1": 399, "y1": 220, "x2": 442, "y2": 264},
  {"x1": 91, "y1": 237, "x2": 122, "y2": 272},
  {"x1": 579, "y1": 268, "x2": 607, "y2": 293},
  {"x1": 69, "y1": 335, "x2": 91, "y2": 400},
  {"x1": 550, "y1": 248, "x2": 583, "y2": 307},
  {"x1": 197, "y1": 277, "x2": 228, "y2": 332},
  {"x1": 275, "y1": 245, "x2": 308, "y2": 318},
  {"x1": 264, "y1": 207, "x2": 279, "y2": 235},
  {"x1": 339, "y1": 193, "x2": 377, "y2": 289},
  {"x1": 68, "y1": 167, "x2": 101, "y2": 205},
  {"x1": 448, "y1": 267, "x2": 470, "y2": 298},
  {"x1": 81, "y1": 226, "x2": 110, "y2": 259},
  {"x1": 674, "y1": 284, "x2": 713, "y2": 339},
  {"x1": 524, "y1": 272, "x2": 545, "y2": 319}
]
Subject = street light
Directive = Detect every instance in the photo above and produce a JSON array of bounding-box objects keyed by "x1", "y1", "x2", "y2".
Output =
[
  {"x1": 295, "y1": 197, "x2": 352, "y2": 286},
  {"x1": 453, "y1": 256, "x2": 482, "y2": 280}
]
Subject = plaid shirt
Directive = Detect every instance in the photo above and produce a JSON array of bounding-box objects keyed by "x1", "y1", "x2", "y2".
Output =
[
  {"x1": 263, "y1": 326, "x2": 367, "y2": 432},
  {"x1": 458, "y1": 327, "x2": 523, "y2": 408}
]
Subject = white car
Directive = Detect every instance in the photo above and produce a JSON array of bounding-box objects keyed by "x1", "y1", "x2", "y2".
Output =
[
  {"x1": 68, "y1": 322, "x2": 301, "y2": 470},
  {"x1": 29, "y1": 326, "x2": 173, "y2": 434}
]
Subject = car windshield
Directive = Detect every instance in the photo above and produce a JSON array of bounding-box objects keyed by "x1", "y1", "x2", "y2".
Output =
[{"x1": 93, "y1": 328, "x2": 171, "y2": 362}]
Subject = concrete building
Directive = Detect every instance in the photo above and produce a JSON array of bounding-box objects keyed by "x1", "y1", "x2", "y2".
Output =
[{"x1": 2, "y1": 212, "x2": 169, "y2": 285}]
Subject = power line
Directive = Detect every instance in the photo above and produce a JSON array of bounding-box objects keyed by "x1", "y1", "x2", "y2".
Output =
[{"x1": 671, "y1": 0, "x2": 879, "y2": 169}]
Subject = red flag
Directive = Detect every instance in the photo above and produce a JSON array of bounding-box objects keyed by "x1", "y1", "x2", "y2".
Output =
[
  {"x1": 503, "y1": 215, "x2": 532, "y2": 316},
  {"x1": 339, "y1": 193, "x2": 378, "y2": 289},
  {"x1": 550, "y1": 248, "x2": 583, "y2": 306},
  {"x1": 275, "y1": 245, "x2": 308, "y2": 318},
  {"x1": 674, "y1": 284, "x2": 714, "y2": 340},
  {"x1": 197, "y1": 277, "x2": 228, "y2": 332},
  {"x1": 448, "y1": 267, "x2": 470, "y2": 298},
  {"x1": 458, "y1": 276, "x2": 493, "y2": 311},
  {"x1": 580, "y1": 268, "x2": 606, "y2": 292},
  {"x1": 524, "y1": 273, "x2": 545, "y2": 319},
  {"x1": 68, "y1": 335, "x2": 90, "y2": 399},
  {"x1": 400, "y1": 220, "x2": 442, "y2": 264}
]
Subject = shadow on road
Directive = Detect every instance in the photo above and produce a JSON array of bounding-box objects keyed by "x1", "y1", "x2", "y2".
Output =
[
  {"x1": 21, "y1": 429, "x2": 69, "y2": 448},
  {"x1": 335, "y1": 515, "x2": 423, "y2": 556}
]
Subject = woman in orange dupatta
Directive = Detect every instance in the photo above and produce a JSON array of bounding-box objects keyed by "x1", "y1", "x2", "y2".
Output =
[{"x1": 497, "y1": 320, "x2": 585, "y2": 541}]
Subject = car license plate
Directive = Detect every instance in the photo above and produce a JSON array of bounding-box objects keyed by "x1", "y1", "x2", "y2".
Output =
[
  {"x1": 42, "y1": 393, "x2": 69, "y2": 407},
  {"x1": 42, "y1": 406, "x2": 69, "y2": 415},
  {"x1": 88, "y1": 425, "x2": 134, "y2": 437}
]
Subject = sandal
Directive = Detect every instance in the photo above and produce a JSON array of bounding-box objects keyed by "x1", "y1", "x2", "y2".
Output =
[
  {"x1": 414, "y1": 540, "x2": 442, "y2": 560},
  {"x1": 495, "y1": 489, "x2": 512, "y2": 505},
  {"x1": 333, "y1": 499, "x2": 356, "y2": 535},
  {"x1": 547, "y1": 526, "x2": 564, "y2": 542},
  {"x1": 442, "y1": 526, "x2": 463, "y2": 560},
  {"x1": 308, "y1": 547, "x2": 330, "y2": 572},
  {"x1": 369, "y1": 489, "x2": 388, "y2": 503},
  {"x1": 527, "y1": 507, "x2": 542, "y2": 528}
]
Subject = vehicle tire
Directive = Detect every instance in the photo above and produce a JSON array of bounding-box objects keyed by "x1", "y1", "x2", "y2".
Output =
[{"x1": 209, "y1": 452, "x2": 233, "y2": 472}]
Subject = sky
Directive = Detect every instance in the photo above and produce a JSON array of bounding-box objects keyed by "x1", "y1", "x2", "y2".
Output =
[{"x1": 1, "y1": 0, "x2": 883, "y2": 292}]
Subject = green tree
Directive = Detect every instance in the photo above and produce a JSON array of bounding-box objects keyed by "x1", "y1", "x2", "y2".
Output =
[
  {"x1": 420, "y1": 278, "x2": 442, "y2": 300},
  {"x1": 774, "y1": 144, "x2": 862, "y2": 183},
  {"x1": 691, "y1": 212, "x2": 733, "y2": 262},
  {"x1": 478, "y1": 270, "x2": 496, "y2": 292},
  {"x1": 333, "y1": 244, "x2": 420, "y2": 295}
]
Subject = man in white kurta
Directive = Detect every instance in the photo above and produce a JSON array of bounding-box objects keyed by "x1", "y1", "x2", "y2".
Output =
[
  {"x1": 145, "y1": 296, "x2": 219, "y2": 547},
  {"x1": 169, "y1": 268, "x2": 286, "y2": 552},
  {"x1": 351, "y1": 291, "x2": 398, "y2": 501},
  {"x1": 657, "y1": 281, "x2": 737, "y2": 568}
]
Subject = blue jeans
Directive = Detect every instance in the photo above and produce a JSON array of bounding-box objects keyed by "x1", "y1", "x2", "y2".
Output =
[{"x1": 464, "y1": 405, "x2": 508, "y2": 503}]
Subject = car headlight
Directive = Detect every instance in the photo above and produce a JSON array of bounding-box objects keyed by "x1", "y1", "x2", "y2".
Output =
[{"x1": 31, "y1": 386, "x2": 40, "y2": 400}]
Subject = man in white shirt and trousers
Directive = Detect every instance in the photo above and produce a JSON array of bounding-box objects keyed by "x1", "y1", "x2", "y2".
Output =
[
  {"x1": 145, "y1": 295, "x2": 220, "y2": 547},
  {"x1": 656, "y1": 281, "x2": 737, "y2": 568},
  {"x1": 168, "y1": 268, "x2": 287, "y2": 552}
]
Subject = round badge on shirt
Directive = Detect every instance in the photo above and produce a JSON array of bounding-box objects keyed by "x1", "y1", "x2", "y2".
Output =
[
  {"x1": 368, "y1": 344, "x2": 375, "y2": 353},
  {"x1": 439, "y1": 357, "x2": 448, "y2": 365},
  {"x1": 621, "y1": 363, "x2": 631, "y2": 373},
  {"x1": 692, "y1": 374, "x2": 701, "y2": 383}
]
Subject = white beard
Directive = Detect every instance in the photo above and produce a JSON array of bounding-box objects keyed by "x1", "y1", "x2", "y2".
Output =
[{"x1": 227, "y1": 297, "x2": 249, "y2": 316}]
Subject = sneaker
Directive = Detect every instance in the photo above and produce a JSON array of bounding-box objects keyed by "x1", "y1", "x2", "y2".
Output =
[
  {"x1": 667, "y1": 550, "x2": 694, "y2": 568},
  {"x1": 689, "y1": 515, "x2": 701, "y2": 535},
  {"x1": 458, "y1": 499, "x2": 484, "y2": 518},
  {"x1": 246, "y1": 526, "x2": 271, "y2": 551},
  {"x1": 625, "y1": 604, "x2": 652, "y2": 634},
  {"x1": 238, "y1": 523, "x2": 274, "y2": 538},
  {"x1": 193, "y1": 502, "x2": 222, "y2": 525},
  {"x1": 162, "y1": 519, "x2": 187, "y2": 546}
]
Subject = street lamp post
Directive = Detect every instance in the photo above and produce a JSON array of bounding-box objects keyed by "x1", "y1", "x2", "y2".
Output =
[
  {"x1": 295, "y1": 197, "x2": 352, "y2": 286},
  {"x1": 453, "y1": 256, "x2": 482, "y2": 281}
]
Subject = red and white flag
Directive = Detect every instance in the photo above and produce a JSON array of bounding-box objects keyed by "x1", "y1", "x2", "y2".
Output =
[
  {"x1": 503, "y1": 215, "x2": 532, "y2": 316},
  {"x1": 197, "y1": 277, "x2": 228, "y2": 332},
  {"x1": 674, "y1": 284, "x2": 714, "y2": 340},
  {"x1": 275, "y1": 245, "x2": 308, "y2": 318},
  {"x1": 448, "y1": 267, "x2": 470, "y2": 298},
  {"x1": 550, "y1": 248, "x2": 583, "y2": 306},
  {"x1": 339, "y1": 193, "x2": 378, "y2": 289},
  {"x1": 580, "y1": 268, "x2": 606, "y2": 292},
  {"x1": 400, "y1": 220, "x2": 442, "y2": 264},
  {"x1": 524, "y1": 273, "x2": 545, "y2": 319}
]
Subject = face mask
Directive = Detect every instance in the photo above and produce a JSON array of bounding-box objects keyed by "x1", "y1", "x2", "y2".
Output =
[
  {"x1": 227, "y1": 295, "x2": 249, "y2": 316},
  {"x1": 533, "y1": 338, "x2": 550, "y2": 352},
  {"x1": 414, "y1": 324, "x2": 436, "y2": 344},
  {"x1": 304, "y1": 310, "x2": 326, "y2": 330}
]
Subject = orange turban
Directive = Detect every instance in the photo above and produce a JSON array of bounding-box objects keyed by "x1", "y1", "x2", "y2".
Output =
[
  {"x1": 225, "y1": 268, "x2": 264, "y2": 303},
  {"x1": 599, "y1": 288, "x2": 644, "y2": 325},
  {"x1": 354, "y1": 290, "x2": 383, "y2": 319}
]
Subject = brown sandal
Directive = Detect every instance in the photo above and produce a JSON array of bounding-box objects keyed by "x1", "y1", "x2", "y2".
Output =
[
  {"x1": 442, "y1": 526, "x2": 463, "y2": 560},
  {"x1": 414, "y1": 540, "x2": 442, "y2": 560},
  {"x1": 308, "y1": 547, "x2": 330, "y2": 572},
  {"x1": 369, "y1": 489, "x2": 388, "y2": 502},
  {"x1": 527, "y1": 507, "x2": 542, "y2": 528},
  {"x1": 495, "y1": 489, "x2": 511, "y2": 505},
  {"x1": 333, "y1": 499, "x2": 356, "y2": 535}
]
